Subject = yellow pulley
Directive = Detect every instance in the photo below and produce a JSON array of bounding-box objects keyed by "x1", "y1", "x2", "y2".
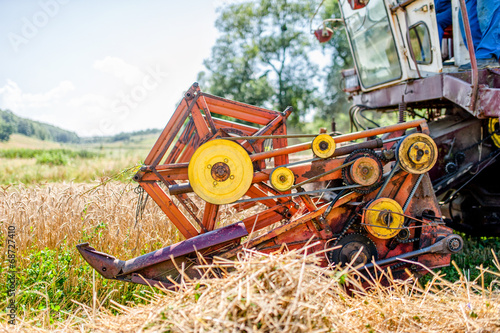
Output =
[
  {"x1": 488, "y1": 118, "x2": 500, "y2": 148},
  {"x1": 270, "y1": 166, "x2": 295, "y2": 192},
  {"x1": 398, "y1": 133, "x2": 438, "y2": 174},
  {"x1": 364, "y1": 198, "x2": 404, "y2": 239},
  {"x1": 188, "y1": 139, "x2": 253, "y2": 205},
  {"x1": 312, "y1": 134, "x2": 336, "y2": 158}
]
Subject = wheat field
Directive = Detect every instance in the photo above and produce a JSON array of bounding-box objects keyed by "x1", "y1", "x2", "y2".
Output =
[{"x1": 1, "y1": 182, "x2": 500, "y2": 332}]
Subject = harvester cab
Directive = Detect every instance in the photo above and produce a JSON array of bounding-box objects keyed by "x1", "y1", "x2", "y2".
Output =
[
  {"x1": 331, "y1": 0, "x2": 492, "y2": 94},
  {"x1": 339, "y1": 0, "x2": 443, "y2": 92}
]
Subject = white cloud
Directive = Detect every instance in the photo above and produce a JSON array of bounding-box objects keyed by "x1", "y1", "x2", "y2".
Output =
[
  {"x1": 0, "y1": 79, "x2": 74, "y2": 110},
  {"x1": 68, "y1": 93, "x2": 111, "y2": 115},
  {"x1": 93, "y1": 56, "x2": 144, "y2": 85}
]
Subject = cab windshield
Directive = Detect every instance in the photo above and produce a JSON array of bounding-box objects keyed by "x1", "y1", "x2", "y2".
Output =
[{"x1": 341, "y1": 0, "x2": 402, "y2": 88}]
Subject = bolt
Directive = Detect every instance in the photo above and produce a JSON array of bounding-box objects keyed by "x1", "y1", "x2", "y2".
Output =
[
  {"x1": 279, "y1": 175, "x2": 287, "y2": 183},
  {"x1": 207, "y1": 164, "x2": 212, "y2": 169},
  {"x1": 319, "y1": 141, "x2": 329, "y2": 150},
  {"x1": 230, "y1": 175, "x2": 235, "y2": 180},
  {"x1": 224, "y1": 158, "x2": 228, "y2": 163},
  {"x1": 380, "y1": 210, "x2": 393, "y2": 226},
  {"x1": 213, "y1": 181, "x2": 217, "y2": 186}
]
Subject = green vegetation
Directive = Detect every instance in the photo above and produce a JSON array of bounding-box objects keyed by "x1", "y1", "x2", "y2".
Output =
[
  {"x1": 0, "y1": 148, "x2": 100, "y2": 160},
  {"x1": 438, "y1": 235, "x2": 500, "y2": 286},
  {"x1": 0, "y1": 109, "x2": 79, "y2": 143},
  {"x1": 80, "y1": 128, "x2": 162, "y2": 144},
  {"x1": 0, "y1": 108, "x2": 161, "y2": 146},
  {"x1": 11, "y1": 247, "x2": 150, "y2": 322},
  {"x1": 0, "y1": 125, "x2": 159, "y2": 184}
]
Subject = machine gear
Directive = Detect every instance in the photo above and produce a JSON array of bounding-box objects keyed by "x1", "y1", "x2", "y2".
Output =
[
  {"x1": 397, "y1": 133, "x2": 438, "y2": 174},
  {"x1": 342, "y1": 149, "x2": 384, "y2": 194},
  {"x1": 312, "y1": 134, "x2": 336, "y2": 158},
  {"x1": 364, "y1": 198, "x2": 405, "y2": 239},
  {"x1": 328, "y1": 233, "x2": 378, "y2": 266},
  {"x1": 270, "y1": 166, "x2": 295, "y2": 192}
]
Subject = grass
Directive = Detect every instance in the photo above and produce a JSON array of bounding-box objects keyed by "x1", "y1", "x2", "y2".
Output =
[
  {"x1": 439, "y1": 235, "x2": 500, "y2": 286},
  {"x1": 0, "y1": 133, "x2": 499, "y2": 331},
  {"x1": 0, "y1": 133, "x2": 151, "y2": 185},
  {"x1": 0, "y1": 134, "x2": 62, "y2": 150},
  {"x1": 0, "y1": 182, "x2": 499, "y2": 330},
  {"x1": 2, "y1": 248, "x2": 500, "y2": 332},
  {"x1": 0, "y1": 182, "x2": 254, "y2": 325}
]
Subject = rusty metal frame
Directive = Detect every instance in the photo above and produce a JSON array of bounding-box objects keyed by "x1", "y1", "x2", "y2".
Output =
[{"x1": 78, "y1": 83, "x2": 457, "y2": 288}]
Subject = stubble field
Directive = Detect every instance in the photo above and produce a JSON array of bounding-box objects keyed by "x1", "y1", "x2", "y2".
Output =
[{"x1": 0, "y1": 136, "x2": 499, "y2": 332}]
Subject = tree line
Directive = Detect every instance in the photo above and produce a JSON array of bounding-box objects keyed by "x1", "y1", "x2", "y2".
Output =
[
  {"x1": 0, "y1": 109, "x2": 161, "y2": 144},
  {"x1": 0, "y1": 109, "x2": 80, "y2": 143}
]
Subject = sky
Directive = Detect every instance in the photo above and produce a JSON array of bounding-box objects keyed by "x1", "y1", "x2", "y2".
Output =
[{"x1": 0, "y1": 0, "x2": 228, "y2": 137}]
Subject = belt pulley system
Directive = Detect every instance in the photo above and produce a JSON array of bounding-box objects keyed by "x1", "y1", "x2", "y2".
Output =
[
  {"x1": 77, "y1": 84, "x2": 460, "y2": 289},
  {"x1": 188, "y1": 139, "x2": 254, "y2": 205}
]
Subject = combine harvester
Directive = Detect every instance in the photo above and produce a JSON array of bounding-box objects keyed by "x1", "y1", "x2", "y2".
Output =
[{"x1": 78, "y1": 0, "x2": 499, "y2": 289}]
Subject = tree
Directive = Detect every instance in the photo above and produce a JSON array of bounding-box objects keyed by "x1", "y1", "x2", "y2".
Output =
[
  {"x1": 0, "y1": 118, "x2": 14, "y2": 142},
  {"x1": 200, "y1": 0, "x2": 321, "y2": 129}
]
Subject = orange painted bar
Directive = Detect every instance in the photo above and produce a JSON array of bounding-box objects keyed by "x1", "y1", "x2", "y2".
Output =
[
  {"x1": 211, "y1": 117, "x2": 259, "y2": 135},
  {"x1": 190, "y1": 103, "x2": 211, "y2": 140},
  {"x1": 242, "y1": 206, "x2": 285, "y2": 232},
  {"x1": 333, "y1": 119, "x2": 426, "y2": 143},
  {"x1": 140, "y1": 182, "x2": 198, "y2": 239},
  {"x1": 203, "y1": 94, "x2": 279, "y2": 125},
  {"x1": 245, "y1": 185, "x2": 279, "y2": 208},
  {"x1": 141, "y1": 168, "x2": 188, "y2": 181},
  {"x1": 252, "y1": 158, "x2": 344, "y2": 184},
  {"x1": 249, "y1": 119, "x2": 426, "y2": 162},
  {"x1": 202, "y1": 203, "x2": 219, "y2": 231},
  {"x1": 144, "y1": 98, "x2": 189, "y2": 164}
]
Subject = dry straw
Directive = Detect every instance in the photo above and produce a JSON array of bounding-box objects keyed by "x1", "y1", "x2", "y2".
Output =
[
  {"x1": 1, "y1": 183, "x2": 499, "y2": 332},
  {"x1": 3, "y1": 247, "x2": 500, "y2": 332}
]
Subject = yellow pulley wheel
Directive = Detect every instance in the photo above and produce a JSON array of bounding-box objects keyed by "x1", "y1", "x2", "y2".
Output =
[
  {"x1": 398, "y1": 133, "x2": 438, "y2": 174},
  {"x1": 312, "y1": 134, "x2": 336, "y2": 158},
  {"x1": 488, "y1": 118, "x2": 500, "y2": 148},
  {"x1": 188, "y1": 139, "x2": 253, "y2": 205},
  {"x1": 364, "y1": 198, "x2": 404, "y2": 239},
  {"x1": 270, "y1": 167, "x2": 295, "y2": 192}
]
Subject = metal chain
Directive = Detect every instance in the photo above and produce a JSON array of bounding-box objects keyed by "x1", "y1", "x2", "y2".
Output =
[
  {"x1": 134, "y1": 186, "x2": 149, "y2": 227},
  {"x1": 332, "y1": 213, "x2": 358, "y2": 247},
  {"x1": 397, "y1": 237, "x2": 420, "y2": 244},
  {"x1": 233, "y1": 184, "x2": 361, "y2": 204}
]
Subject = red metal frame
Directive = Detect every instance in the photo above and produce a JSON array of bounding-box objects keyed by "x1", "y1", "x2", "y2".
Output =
[{"x1": 78, "y1": 83, "x2": 457, "y2": 289}]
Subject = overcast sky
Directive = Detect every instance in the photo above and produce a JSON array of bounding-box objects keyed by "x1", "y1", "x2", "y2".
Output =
[{"x1": 0, "y1": 1, "x2": 227, "y2": 137}]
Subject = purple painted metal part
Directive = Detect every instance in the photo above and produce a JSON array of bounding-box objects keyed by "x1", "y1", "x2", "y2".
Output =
[
  {"x1": 120, "y1": 222, "x2": 248, "y2": 275},
  {"x1": 128, "y1": 273, "x2": 176, "y2": 289},
  {"x1": 76, "y1": 244, "x2": 125, "y2": 279},
  {"x1": 76, "y1": 221, "x2": 248, "y2": 279},
  {"x1": 352, "y1": 70, "x2": 500, "y2": 118},
  {"x1": 478, "y1": 87, "x2": 500, "y2": 117}
]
